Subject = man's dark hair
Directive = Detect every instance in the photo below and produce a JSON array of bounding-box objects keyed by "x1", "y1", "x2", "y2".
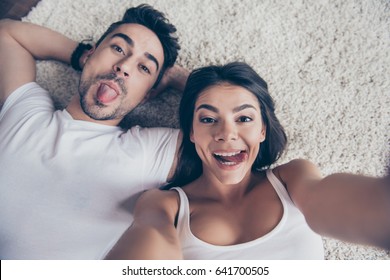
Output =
[{"x1": 95, "y1": 4, "x2": 180, "y2": 88}]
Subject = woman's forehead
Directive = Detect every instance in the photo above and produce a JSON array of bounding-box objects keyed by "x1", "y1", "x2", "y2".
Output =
[{"x1": 195, "y1": 83, "x2": 259, "y2": 108}]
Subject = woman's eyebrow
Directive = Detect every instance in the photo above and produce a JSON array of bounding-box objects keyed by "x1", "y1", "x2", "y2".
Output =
[
  {"x1": 233, "y1": 104, "x2": 258, "y2": 113},
  {"x1": 195, "y1": 104, "x2": 218, "y2": 113},
  {"x1": 195, "y1": 103, "x2": 257, "y2": 113}
]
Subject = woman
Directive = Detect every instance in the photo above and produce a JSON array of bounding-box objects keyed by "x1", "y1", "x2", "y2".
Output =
[{"x1": 106, "y1": 62, "x2": 390, "y2": 259}]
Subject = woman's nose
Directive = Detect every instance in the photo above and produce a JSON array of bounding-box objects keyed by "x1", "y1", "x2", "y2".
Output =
[{"x1": 214, "y1": 121, "x2": 238, "y2": 142}]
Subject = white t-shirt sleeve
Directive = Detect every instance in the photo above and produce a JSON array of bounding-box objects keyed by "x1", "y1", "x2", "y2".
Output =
[
  {"x1": 0, "y1": 82, "x2": 54, "y2": 124},
  {"x1": 126, "y1": 126, "x2": 179, "y2": 190}
]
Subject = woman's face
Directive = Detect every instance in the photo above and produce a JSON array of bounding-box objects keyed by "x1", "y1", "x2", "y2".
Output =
[{"x1": 191, "y1": 83, "x2": 266, "y2": 185}]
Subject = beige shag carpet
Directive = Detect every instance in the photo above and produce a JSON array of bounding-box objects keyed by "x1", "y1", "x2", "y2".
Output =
[{"x1": 23, "y1": 0, "x2": 389, "y2": 259}]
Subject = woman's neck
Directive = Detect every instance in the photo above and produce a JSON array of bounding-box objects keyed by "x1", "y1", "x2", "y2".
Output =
[{"x1": 189, "y1": 171, "x2": 257, "y2": 204}]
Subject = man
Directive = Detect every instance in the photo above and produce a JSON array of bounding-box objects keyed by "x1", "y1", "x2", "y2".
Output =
[{"x1": 0, "y1": 4, "x2": 187, "y2": 259}]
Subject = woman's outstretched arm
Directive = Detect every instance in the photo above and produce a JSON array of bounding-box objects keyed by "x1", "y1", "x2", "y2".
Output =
[
  {"x1": 277, "y1": 159, "x2": 390, "y2": 250},
  {"x1": 105, "y1": 189, "x2": 183, "y2": 260}
]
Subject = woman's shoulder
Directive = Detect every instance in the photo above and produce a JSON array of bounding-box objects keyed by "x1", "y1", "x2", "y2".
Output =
[
  {"x1": 274, "y1": 158, "x2": 320, "y2": 176},
  {"x1": 272, "y1": 159, "x2": 322, "y2": 191},
  {"x1": 141, "y1": 188, "x2": 179, "y2": 198},
  {"x1": 134, "y1": 188, "x2": 180, "y2": 217}
]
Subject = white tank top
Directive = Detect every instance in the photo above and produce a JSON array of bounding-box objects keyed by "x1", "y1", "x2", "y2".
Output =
[{"x1": 172, "y1": 169, "x2": 324, "y2": 259}]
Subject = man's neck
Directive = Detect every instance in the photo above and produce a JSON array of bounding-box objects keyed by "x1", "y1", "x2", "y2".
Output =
[{"x1": 66, "y1": 96, "x2": 120, "y2": 126}]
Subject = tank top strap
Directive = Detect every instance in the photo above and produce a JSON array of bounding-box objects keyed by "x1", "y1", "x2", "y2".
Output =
[
  {"x1": 170, "y1": 187, "x2": 191, "y2": 234},
  {"x1": 266, "y1": 169, "x2": 295, "y2": 206}
]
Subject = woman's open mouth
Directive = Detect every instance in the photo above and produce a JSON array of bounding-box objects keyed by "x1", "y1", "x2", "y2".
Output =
[{"x1": 213, "y1": 150, "x2": 248, "y2": 166}]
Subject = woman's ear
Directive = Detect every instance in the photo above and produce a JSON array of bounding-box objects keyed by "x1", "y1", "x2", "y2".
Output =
[
  {"x1": 190, "y1": 129, "x2": 195, "y2": 143},
  {"x1": 260, "y1": 124, "x2": 266, "y2": 142}
]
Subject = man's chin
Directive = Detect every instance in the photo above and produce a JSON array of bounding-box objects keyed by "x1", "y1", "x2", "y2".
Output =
[{"x1": 82, "y1": 106, "x2": 116, "y2": 121}]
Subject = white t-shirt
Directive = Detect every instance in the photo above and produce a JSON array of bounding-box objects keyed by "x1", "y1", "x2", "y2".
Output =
[
  {"x1": 0, "y1": 82, "x2": 179, "y2": 259},
  {"x1": 172, "y1": 170, "x2": 325, "y2": 259}
]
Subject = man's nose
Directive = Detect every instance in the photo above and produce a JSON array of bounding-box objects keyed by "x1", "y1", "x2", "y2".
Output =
[{"x1": 113, "y1": 58, "x2": 133, "y2": 78}]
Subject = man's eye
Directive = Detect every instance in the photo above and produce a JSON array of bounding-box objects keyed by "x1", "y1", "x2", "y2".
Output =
[
  {"x1": 113, "y1": 45, "x2": 124, "y2": 54},
  {"x1": 238, "y1": 116, "x2": 252, "y2": 122},
  {"x1": 140, "y1": 65, "x2": 150, "y2": 74},
  {"x1": 200, "y1": 117, "x2": 216, "y2": 123}
]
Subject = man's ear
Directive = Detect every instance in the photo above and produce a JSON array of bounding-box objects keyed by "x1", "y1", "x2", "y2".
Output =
[{"x1": 81, "y1": 46, "x2": 95, "y2": 66}]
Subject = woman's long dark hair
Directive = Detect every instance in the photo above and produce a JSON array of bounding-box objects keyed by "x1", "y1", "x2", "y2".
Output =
[{"x1": 165, "y1": 62, "x2": 287, "y2": 189}]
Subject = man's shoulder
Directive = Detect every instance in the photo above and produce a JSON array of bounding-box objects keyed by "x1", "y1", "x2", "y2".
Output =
[
  {"x1": 2, "y1": 82, "x2": 49, "y2": 106},
  {"x1": 0, "y1": 82, "x2": 53, "y2": 119},
  {"x1": 125, "y1": 125, "x2": 179, "y2": 140}
]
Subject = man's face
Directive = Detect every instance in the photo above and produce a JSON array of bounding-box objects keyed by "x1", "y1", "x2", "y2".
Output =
[{"x1": 79, "y1": 23, "x2": 164, "y2": 123}]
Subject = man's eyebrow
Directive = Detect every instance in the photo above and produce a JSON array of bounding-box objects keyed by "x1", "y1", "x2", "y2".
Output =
[
  {"x1": 111, "y1": 33, "x2": 134, "y2": 46},
  {"x1": 145, "y1": 53, "x2": 159, "y2": 71},
  {"x1": 195, "y1": 103, "x2": 257, "y2": 113},
  {"x1": 111, "y1": 33, "x2": 160, "y2": 71}
]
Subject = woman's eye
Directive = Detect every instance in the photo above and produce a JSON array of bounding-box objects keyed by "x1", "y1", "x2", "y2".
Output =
[
  {"x1": 238, "y1": 116, "x2": 252, "y2": 122},
  {"x1": 200, "y1": 117, "x2": 216, "y2": 123}
]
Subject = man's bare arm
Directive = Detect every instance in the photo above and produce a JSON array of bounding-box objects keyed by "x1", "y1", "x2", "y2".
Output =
[
  {"x1": 148, "y1": 64, "x2": 190, "y2": 99},
  {"x1": 0, "y1": 19, "x2": 78, "y2": 103}
]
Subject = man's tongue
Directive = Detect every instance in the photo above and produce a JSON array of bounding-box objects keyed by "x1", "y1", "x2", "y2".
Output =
[{"x1": 97, "y1": 84, "x2": 118, "y2": 103}]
